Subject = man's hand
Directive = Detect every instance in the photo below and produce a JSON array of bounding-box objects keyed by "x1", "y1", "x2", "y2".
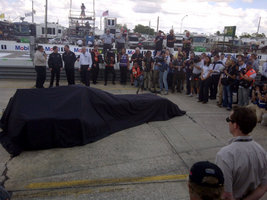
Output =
[
  {"x1": 49, "y1": 68, "x2": 52, "y2": 71},
  {"x1": 60, "y1": 68, "x2": 63, "y2": 71},
  {"x1": 88, "y1": 67, "x2": 91, "y2": 71}
]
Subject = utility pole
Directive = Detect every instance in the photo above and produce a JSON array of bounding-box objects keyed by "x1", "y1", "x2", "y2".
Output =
[
  {"x1": 45, "y1": 0, "x2": 48, "y2": 42},
  {"x1": 257, "y1": 17, "x2": 261, "y2": 35},
  {"x1": 93, "y1": 0, "x2": 95, "y2": 34},
  {"x1": 156, "y1": 16, "x2": 159, "y2": 32},
  {"x1": 32, "y1": 0, "x2": 34, "y2": 23}
]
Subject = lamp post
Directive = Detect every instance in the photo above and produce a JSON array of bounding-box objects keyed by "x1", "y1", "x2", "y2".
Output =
[{"x1": 180, "y1": 15, "x2": 188, "y2": 34}]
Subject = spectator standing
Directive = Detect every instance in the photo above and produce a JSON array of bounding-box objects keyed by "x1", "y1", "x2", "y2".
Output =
[
  {"x1": 216, "y1": 107, "x2": 267, "y2": 200},
  {"x1": 115, "y1": 30, "x2": 126, "y2": 55},
  {"x1": 48, "y1": 46, "x2": 63, "y2": 88},
  {"x1": 188, "y1": 161, "x2": 224, "y2": 200},
  {"x1": 251, "y1": 53, "x2": 260, "y2": 73},
  {"x1": 158, "y1": 51, "x2": 168, "y2": 95},
  {"x1": 34, "y1": 45, "x2": 47, "y2": 88},
  {"x1": 191, "y1": 56, "x2": 202, "y2": 97},
  {"x1": 261, "y1": 59, "x2": 267, "y2": 82},
  {"x1": 152, "y1": 51, "x2": 162, "y2": 93},
  {"x1": 172, "y1": 54, "x2": 184, "y2": 93},
  {"x1": 221, "y1": 60, "x2": 238, "y2": 110},
  {"x1": 198, "y1": 56, "x2": 212, "y2": 103},
  {"x1": 91, "y1": 45, "x2": 103, "y2": 84},
  {"x1": 132, "y1": 61, "x2": 144, "y2": 88},
  {"x1": 131, "y1": 47, "x2": 143, "y2": 85},
  {"x1": 62, "y1": 45, "x2": 77, "y2": 85},
  {"x1": 78, "y1": 47, "x2": 92, "y2": 87},
  {"x1": 184, "y1": 52, "x2": 195, "y2": 95},
  {"x1": 238, "y1": 61, "x2": 256, "y2": 106},
  {"x1": 86, "y1": 32, "x2": 95, "y2": 47},
  {"x1": 118, "y1": 48, "x2": 129, "y2": 85},
  {"x1": 143, "y1": 51, "x2": 154, "y2": 91},
  {"x1": 154, "y1": 30, "x2": 166, "y2": 54},
  {"x1": 100, "y1": 29, "x2": 114, "y2": 57},
  {"x1": 182, "y1": 31, "x2": 192, "y2": 59},
  {"x1": 104, "y1": 50, "x2": 116, "y2": 86},
  {"x1": 209, "y1": 55, "x2": 224, "y2": 100},
  {"x1": 166, "y1": 29, "x2": 175, "y2": 55}
]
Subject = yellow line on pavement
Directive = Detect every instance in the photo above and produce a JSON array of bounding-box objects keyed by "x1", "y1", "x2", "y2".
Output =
[{"x1": 26, "y1": 174, "x2": 188, "y2": 190}]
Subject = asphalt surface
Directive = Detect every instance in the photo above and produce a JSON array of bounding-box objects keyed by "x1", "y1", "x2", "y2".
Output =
[{"x1": 0, "y1": 80, "x2": 266, "y2": 200}]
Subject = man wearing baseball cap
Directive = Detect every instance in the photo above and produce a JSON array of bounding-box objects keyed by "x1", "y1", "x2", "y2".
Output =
[{"x1": 188, "y1": 161, "x2": 224, "y2": 200}]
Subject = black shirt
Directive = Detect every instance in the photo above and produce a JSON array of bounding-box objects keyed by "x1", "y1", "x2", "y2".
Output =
[
  {"x1": 227, "y1": 66, "x2": 238, "y2": 84},
  {"x1": 143, "y1": 57, "x2": 154, "y2": 72},
  {"x1": 62, "y1": 51, "x2": 77, "y2": 68},
  {"x1": 155, "y1": 35, "x2": 164, "y2": 51},
  {"x1": 48, "y1": 52, "x2": 63, "y2": 69},
  {"x1": 167, "y1": 34, "x2": 175, "y2": 48},
  {"x1": 131, "y1": 53, "x2": 144, "y2": 69}
]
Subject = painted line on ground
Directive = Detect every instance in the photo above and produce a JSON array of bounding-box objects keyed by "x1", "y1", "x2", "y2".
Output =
[{"x1": 26, "y1": 174, "x2": 188, "y2": 190}]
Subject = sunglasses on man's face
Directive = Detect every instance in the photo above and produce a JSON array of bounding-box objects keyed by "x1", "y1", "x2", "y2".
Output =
[{"x1": 226, "y1": 117, "x2": 235, "y2": 123}]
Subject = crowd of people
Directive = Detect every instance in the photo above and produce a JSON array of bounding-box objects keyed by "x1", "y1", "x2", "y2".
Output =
[{"x1": 33, "y1": 29, "x2": 267, "y2": 117}]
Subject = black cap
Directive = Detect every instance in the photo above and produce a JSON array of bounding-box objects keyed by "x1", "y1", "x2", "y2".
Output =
[{"x1": 189, "y1": 161, "x2": 224, "y2": 188}]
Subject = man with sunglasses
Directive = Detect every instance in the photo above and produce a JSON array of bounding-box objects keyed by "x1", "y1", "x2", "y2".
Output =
[{"x1": 215, "y1": 106, "x2": 267, "y2": 200}]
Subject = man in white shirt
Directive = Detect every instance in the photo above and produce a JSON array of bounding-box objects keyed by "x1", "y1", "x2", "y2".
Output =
[{"x1": 79, "y1": 47, "x2": 92, "y2": 86}]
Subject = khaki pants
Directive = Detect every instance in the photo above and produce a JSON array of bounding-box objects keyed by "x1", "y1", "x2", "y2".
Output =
[{"x1": 144, "y1": 71, "x2": 152, "y2": 90}]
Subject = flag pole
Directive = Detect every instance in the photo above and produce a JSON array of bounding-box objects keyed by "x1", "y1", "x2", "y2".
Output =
[{"x1": 32, "y1": 0, "x2": 34, "y2": 23}]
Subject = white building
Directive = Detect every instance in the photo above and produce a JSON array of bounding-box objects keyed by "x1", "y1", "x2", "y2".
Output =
[{"x1": 36, "y1": 22, "x2": 66, "y2": 39}]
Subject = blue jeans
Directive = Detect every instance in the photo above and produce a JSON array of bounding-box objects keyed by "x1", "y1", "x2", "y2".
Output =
[
  {"x1": 223, "y1": 85, "x2": 233, "y2": 108},
  {"x1": 160, "y1": 70, "x2": 168, "y2": 91},
  {"x1": 134, "y1": 75, "x2": 144, "y2": 87}
]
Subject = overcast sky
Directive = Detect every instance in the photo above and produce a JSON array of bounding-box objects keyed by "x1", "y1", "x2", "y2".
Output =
[{"x1": 0, "y1": 0, "x2": 266, "y2": 36}]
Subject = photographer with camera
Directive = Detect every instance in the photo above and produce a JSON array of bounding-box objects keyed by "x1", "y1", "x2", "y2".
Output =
[
  {"x1": 190, "y1": 55, "x2": 202, "y2": 97},
  {"x1": 184, "y1": 52, "x2": 195, "y2": 95},
  {"x1": 238, "y1": 61, "x2": 256, "y2": 106},
  {"x1": 152, "y1": 51, "x2": 163, "y2": 93},
  {"x1": 221, "y1": 59, "x2": 238, "y2": 110}
]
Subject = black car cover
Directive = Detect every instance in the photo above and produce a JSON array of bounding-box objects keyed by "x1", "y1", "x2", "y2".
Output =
[{"x1": 0, "y1": 85, "x2": 185, "y2": 156}]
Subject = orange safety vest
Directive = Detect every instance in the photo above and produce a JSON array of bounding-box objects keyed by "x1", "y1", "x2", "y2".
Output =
[
  {"x1": 245, "y1": 68, "x2": 256, "y2": 82},
  {"x1": 132, "y1": 67, "x2": 141, "y2": 78}
]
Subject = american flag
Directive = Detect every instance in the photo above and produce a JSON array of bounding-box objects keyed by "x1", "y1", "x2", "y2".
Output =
[{"x1": 102, "y1": 10, "x2": 109, "y2": 17}]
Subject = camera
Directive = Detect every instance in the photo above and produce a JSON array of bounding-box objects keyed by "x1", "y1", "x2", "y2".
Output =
[{"x1": 240, "y1": 68, "x2": 246, "y2": 75}]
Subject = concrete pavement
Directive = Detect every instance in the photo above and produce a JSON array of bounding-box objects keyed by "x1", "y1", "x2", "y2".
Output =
[{"x1": 0, "y1": 80, "x2": 266, "y2": 200}]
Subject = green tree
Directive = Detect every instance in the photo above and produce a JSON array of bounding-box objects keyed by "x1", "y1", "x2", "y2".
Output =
[
  {"x1": 116, "y1": 23, "x2": 128, "y2": 31},
  {"x1": 251, "y1": 32, "x2": 266, "y2": 38},
  {"x1": 240, "y1": 32, "x2": 251, "y2": 39},
  {"x1": 215, "y1": 31, "x2": 221, "y2": 36},
  {"x1": 134, "y1": 24, "x2": 155, "y2": 35}
]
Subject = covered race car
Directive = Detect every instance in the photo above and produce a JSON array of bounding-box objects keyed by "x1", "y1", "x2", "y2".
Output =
[{"x1": 0, "y1": 85, "x2": 185, "y2": 156}]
